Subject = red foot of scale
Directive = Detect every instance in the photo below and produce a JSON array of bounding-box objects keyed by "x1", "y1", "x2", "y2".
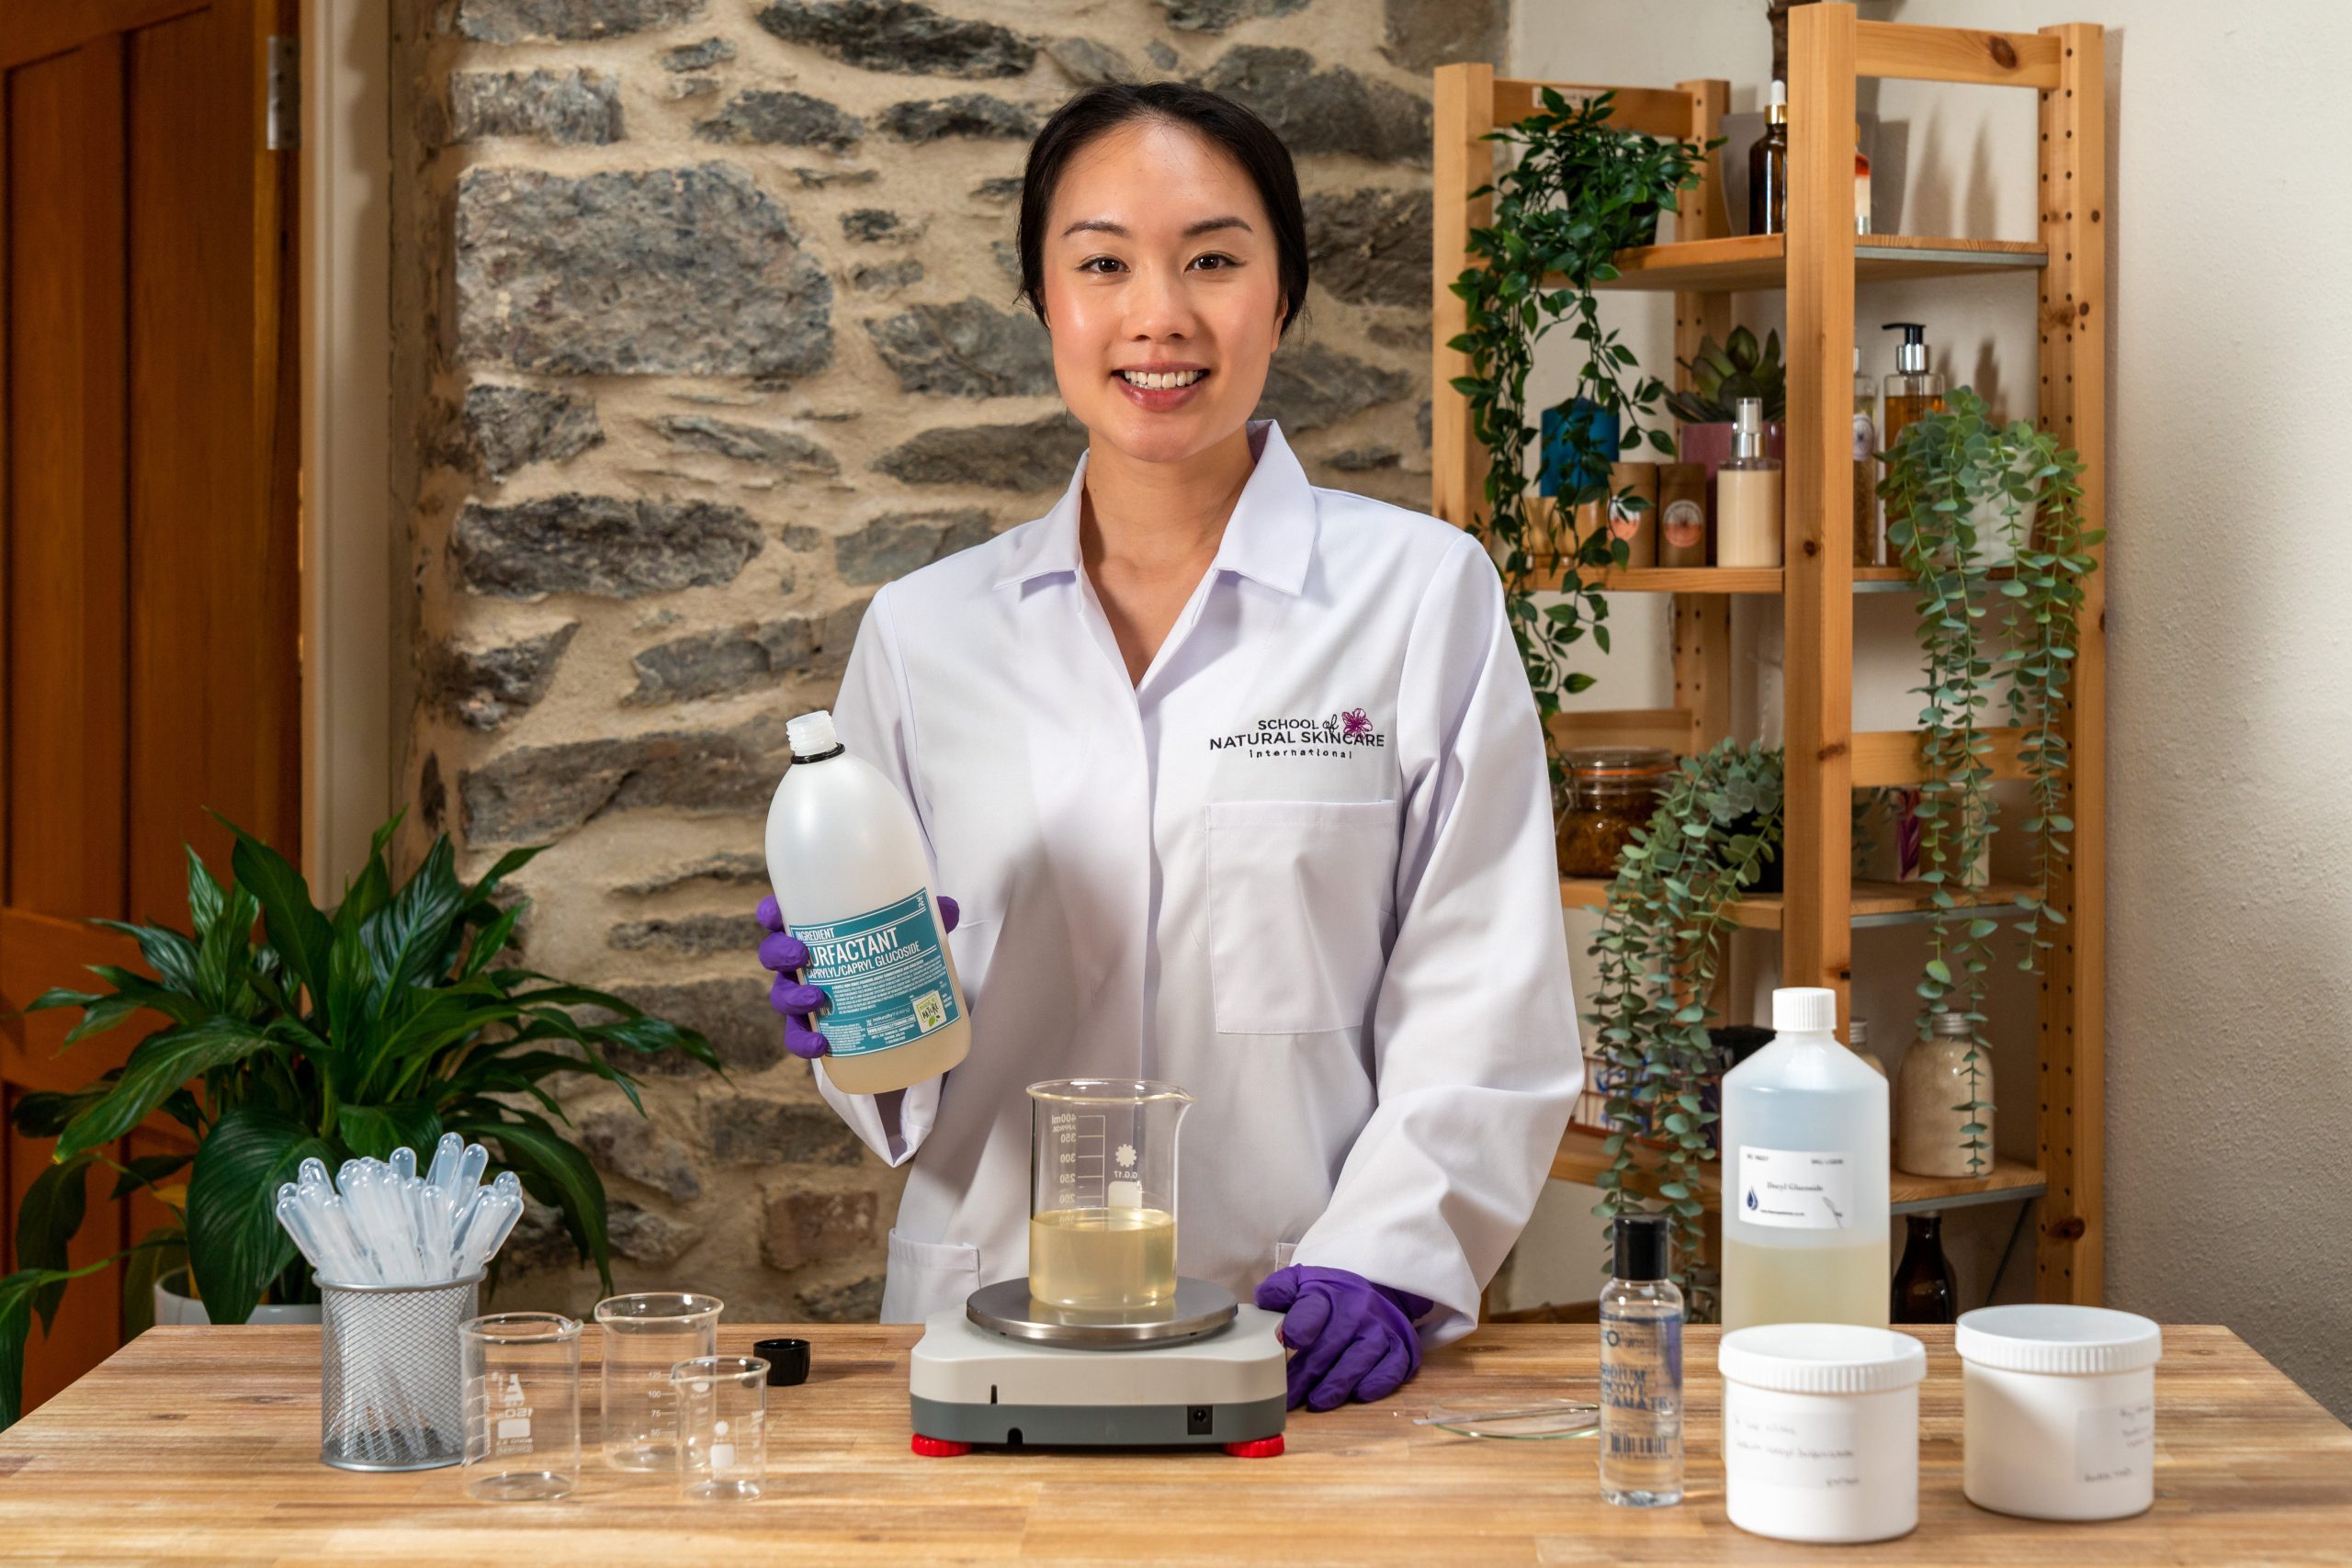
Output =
[
  {"x1": 1223, "y1": 1436, "x2": 1285, "y2": 1459},
  {"x1": 910, "y1": 1434, "x2": 972, "y2": 1457}
]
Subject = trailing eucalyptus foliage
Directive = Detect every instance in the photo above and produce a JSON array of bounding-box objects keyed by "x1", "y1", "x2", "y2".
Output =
[
  {"x1": 1881, "y1": 388, "x2": 2099, "y2": 1174},
  {"x1": 0, "y1": 816, "x2": 718, "y2": 1429},
  {"x1": 1586, "y1": 741, "x2": 1784, "y2": 1313},
  {"x1": 1447, "y1": 91, "x2": 1712, "y2": 777}
]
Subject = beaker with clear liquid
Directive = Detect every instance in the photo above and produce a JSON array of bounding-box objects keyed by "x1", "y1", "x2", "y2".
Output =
[{"x1": 1027, "y1": 1079, "x2": 1193, "y2": 1312}]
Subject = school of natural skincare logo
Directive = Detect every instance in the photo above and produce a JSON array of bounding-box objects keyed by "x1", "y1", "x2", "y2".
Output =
[{"x1": 1207, "y1": 706, "x2": 1388, "y2": 760}]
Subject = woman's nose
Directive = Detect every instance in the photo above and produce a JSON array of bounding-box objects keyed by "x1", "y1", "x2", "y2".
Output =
[{"x1": 1124, "y1": 263, "x2": 1195, "y2": 341}]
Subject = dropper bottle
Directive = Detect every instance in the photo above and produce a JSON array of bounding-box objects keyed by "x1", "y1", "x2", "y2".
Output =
[{"x1": 1748, "y1": 81, "x2": 1789, "y2": 237}]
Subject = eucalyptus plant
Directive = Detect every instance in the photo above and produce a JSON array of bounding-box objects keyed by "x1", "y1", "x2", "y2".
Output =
[
  {"x1": 1586, "y1": 741, "x2": 1784, "y2": 1313},
  {"x1": 0, "y1": 815, "x2": 719, "y2": 1430},
  {"x1": 1881, "y1": 389, "x2": 2099, "y2": 1174},
  {"x1": 1447, "y1": 91, "x2": 1713, "y2": 779}
]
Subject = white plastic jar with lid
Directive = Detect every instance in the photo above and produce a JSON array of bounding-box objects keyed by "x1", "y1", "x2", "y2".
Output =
[
  {"x1": 1956, "y1": 1304, "x2": 2161, "y2": 1520},
  {"x1": 1717, "y1": 1324, "x2": 1927, "y2": 1543}
]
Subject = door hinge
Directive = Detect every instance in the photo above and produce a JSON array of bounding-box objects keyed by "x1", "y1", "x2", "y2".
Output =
[{"x1": 266, "y1": 34, "x2": 300, "y2": 151}]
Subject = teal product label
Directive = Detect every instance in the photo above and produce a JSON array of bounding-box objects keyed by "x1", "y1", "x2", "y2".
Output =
[{"x1": 792, "y1": 891, "x2": 960, "y2": 1057}]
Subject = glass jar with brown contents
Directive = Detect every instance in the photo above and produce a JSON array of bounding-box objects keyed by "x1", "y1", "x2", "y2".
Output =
[{"x1": 1556, "y1": 747, "x2": 1677, "y2": 878}]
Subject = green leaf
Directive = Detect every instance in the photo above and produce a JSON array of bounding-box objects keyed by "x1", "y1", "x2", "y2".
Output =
[
  {"x1": 121, "y1": 1224, "x2": 187, "y2": 1339},
  {"x1": 360, "y1": 836, "x2": 468, "y2": 998},
  {"x1": 335, "y1": 1101, "x2": 445, "y2": 1163},
  {"x1": 228, "y1": 823, "x2": 334, "y2": 1001},
  {"x1": 185, "y1": 1107, "x2": 334, "y2": 1326},
  {"x1": 55, "y1": 1020, "x2": 278, "y2": 1160},
  {"x1": 16, "y1": 1154, "x2": 95, "y2": 1331},
  {"x1": 108, "y1": 1152, "x2": 191, "y2": 1201}
]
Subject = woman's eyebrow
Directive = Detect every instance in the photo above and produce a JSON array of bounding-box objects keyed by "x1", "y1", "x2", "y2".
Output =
[{"x1": 1059, "y1": 216, "x2": 1256, "y2": 239}]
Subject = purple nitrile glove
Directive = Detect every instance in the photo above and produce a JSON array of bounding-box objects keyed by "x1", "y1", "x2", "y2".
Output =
[
  {"x1": 754, "y1": 893, "x2": 959, "y2": 1060},
  {"x1": 1253, "y1": 1265, "x2": 1431, "y2": 1412}
]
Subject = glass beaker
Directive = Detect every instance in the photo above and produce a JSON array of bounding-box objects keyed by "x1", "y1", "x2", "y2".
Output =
[
  {"x1": 594, "y1": 1292, "x2": 723, "y2": 1470},
  {"x1": 461, "y1": 1312, "x2": 582, "y2": 1502},
  {"x1": 1027, "y1": 1078, "x2": 1193, "y2": 1312},
  {"x1": 671, "y1": 1355, "x2": 771, "y2": 1501}
]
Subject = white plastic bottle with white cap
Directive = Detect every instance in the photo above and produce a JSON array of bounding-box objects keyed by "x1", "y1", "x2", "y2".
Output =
[
  {"x1": 1719, "y1": 987, "x2": 1890, "y2": 1330},
  {"x1": 763, "y1": 709, "x2": 969, "y2": 1096}
]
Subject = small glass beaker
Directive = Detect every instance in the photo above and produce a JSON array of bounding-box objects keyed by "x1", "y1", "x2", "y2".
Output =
[
  {"x1": 1026, "y1": 1079, "x2": 1193, "y2": 1312},
  {"x1": 671, "y1": 1355, "x2": 771, "y2": 1501},
  {"x1": 594, "y1": 1292, "x2": 723, "y2": 1470},
  {"x1": 461, "y1": 1312, "x2": 582, "y2": 1502}
]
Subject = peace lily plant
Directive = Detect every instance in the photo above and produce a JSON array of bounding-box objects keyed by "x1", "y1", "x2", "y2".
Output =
[{"x1": 0, "y1": 816, "x2": 718, "y2": 1430}]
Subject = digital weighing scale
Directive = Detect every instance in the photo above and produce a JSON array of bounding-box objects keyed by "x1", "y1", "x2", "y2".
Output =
[{"x1": 909, "y1": 1277, "x2": 1288, "y2": 1457}]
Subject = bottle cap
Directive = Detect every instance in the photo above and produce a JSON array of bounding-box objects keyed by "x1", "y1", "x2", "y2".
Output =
[
  {"x1": 1765, "y1": 79, "x2": 1787, "y2": 125},
  {"x1": 753, "y1": 1337, "x2": 812, "y2": 1386},
  {"x1": 786, "y1": 709, "x2": 840, "y2": 758},
  {"x1": 1883, "y1": 321, "x2": 1929, "y2": 374},
  {"x1": 1954, "y1": 1306, "x2": 2163, "y2": 1376},
  {"x1": 1849, "y1": 1015, "x2": 1870, "y2": 1048},
  {"x1": 1771, "y1": 987, "x2": 1838, "y2": 1033},
  {"x1": 1720, "y1": 1325, "x2": 1928, "y2": 1394},
  {"x1": 1612, "y1": 1213, "x2": 1671, "y2": 1282},
  {"x1": 1929, "y1": 1010, "x2": 1975, "y2": 1038}
]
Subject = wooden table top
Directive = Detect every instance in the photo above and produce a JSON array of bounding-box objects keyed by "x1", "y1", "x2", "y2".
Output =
[{"x1": 0, "y1": 1322, "x2": 2346, "y2": 1565}]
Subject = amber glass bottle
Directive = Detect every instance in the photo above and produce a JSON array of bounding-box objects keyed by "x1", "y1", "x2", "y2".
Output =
[{"x1": 1747, "y1": 82, "x2": 1788, "y2": 237}]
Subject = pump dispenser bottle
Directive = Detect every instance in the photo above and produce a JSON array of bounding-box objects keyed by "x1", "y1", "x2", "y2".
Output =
[
  {"x1": 1720, "y1": 987, "x2": 1891, "y2": 1331},
  {"x1": 1881, "y1": 322, "x2": 1947, "y2": 456},
  {"x1": 764, "y1": 709, "x2": 970, "y2": 1096},
  {"x1": 1714, "y1": 397, "x2": 1782, "y2": 568}
]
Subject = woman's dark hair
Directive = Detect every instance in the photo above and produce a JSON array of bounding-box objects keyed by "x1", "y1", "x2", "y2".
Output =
[{"x1": 1017, "y1": 83, "x2": 1309, "y2": 336}]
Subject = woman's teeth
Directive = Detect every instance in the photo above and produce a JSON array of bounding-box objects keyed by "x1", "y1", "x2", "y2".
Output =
[{"x1": 1120, "y1": 369, "x2": 1205, "y2": 389}]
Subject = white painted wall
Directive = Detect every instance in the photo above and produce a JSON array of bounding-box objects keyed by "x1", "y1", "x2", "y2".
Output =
[{"x1": 1506, "y1": 0, "x2": 2352, "y2": 1418}]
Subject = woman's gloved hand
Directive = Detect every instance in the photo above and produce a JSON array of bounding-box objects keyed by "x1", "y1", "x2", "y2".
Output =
[
  {"x1": 1253, "y1": 1264, "x2": 1430, "y2": 1411},
  {"x1": 754, "y1": 894, "x2": 959, "y2": 1059}
]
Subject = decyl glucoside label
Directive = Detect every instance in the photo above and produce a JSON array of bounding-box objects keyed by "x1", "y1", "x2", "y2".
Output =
[{"x1": 1736, "y1": 1146, "x2": 1859, "y2": 1230}]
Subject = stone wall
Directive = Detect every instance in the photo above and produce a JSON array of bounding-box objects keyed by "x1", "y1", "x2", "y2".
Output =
[{"x1": 391, "y1": 0, "x2": 1505, "y2": 1320}]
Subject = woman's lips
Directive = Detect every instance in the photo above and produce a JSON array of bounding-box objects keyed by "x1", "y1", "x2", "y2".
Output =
[{"x1": 1113, "y1": 370, "x2": 1210, "y2": 412}]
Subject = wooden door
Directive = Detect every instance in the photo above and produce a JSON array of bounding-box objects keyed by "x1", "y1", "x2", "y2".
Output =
[{"x1": 0, "y1": 0, "x2": 300, "y2": 1411}]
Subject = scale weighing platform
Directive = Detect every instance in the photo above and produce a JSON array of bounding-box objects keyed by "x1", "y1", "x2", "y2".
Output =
[{"x1": 909, "y1": 1276, "x2": 1288, "y2": 1457}]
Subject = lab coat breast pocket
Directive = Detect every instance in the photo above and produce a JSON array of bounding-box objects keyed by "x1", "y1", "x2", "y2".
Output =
[{"x1": 1205, "y1": 798, "x2": 1397, "y2": 1035}]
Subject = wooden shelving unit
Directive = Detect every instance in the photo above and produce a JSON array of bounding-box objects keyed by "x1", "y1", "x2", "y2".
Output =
[
  {"x1": 1431, "y1": 6, "x2": 2108, "y2": 1305},
  {"x1": 1561, "y1": 876, "x2": 2040, "y2": 931},
  {"x1": 1548, "y1": 1129, "x2": 2047, "y2": 1217}
]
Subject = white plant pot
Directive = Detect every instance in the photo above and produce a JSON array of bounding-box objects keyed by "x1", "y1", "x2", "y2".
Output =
[{"x1": 153, "y1": 1270, "x2": 322, "y2": 1328}]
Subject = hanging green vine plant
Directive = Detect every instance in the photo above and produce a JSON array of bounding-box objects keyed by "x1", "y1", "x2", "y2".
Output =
[
  {"x1": 1881, "y1": 388, "x2": 2100, "y2": 1174},
  {"x1": 1586, "y1": 740, "x2": 1783, "y2": 1314},
  {"x1": 1446, "y1": 92, "x2": 1713, "y2": 780}
]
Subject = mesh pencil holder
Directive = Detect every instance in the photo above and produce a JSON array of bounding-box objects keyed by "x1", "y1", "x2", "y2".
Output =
[{"x1": 320, "y1": 1273, "x2": 482, "y2": 1472}]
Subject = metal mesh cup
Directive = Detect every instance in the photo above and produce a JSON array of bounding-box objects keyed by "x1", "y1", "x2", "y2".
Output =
[{"x1": 320, "y1": 1274, "x2": 482, "y2": 1472}]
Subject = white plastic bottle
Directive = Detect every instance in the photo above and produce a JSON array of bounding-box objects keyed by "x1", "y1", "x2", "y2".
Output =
[
  {"x1": 763, "y1": 710, "x2": 968, "y2": 1096},
  {"x1": 1720, "y1": 987, "x2": 1890, "y2": 1330}
]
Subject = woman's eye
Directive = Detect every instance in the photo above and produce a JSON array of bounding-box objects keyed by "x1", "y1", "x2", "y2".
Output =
[
  {"x1": 1079, "y1": 256, "x2": 1125, "y2": 275},
  {"x1": 1191, "y1": 253, "x2": 1238, "y2": 271}
]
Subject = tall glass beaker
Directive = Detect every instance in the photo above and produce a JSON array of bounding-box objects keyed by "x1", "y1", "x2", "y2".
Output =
[{"x1": 1027, "y1": 1079, "x2": 1193, "y2": 1312}]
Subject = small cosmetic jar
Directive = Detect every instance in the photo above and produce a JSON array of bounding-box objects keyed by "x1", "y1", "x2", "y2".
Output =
[
  {"x1": 1956, "y1": 1304, "x2": 2161, "y2": 1520},
  {"x1": 1718, "y1": 1324, "x2": 1928, "y2": 1543}
]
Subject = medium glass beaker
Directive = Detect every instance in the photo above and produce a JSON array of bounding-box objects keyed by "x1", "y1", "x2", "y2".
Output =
[
  {"x1": 461, "y1": 1312, "x2": 582, "y2": 1502},
  {"x1": 594, "y1": 1292, "x2": 723, "y2": 1470},
  {"x1": 1026, "y1": 1078, "x2": 1193, "y2": 1312}
]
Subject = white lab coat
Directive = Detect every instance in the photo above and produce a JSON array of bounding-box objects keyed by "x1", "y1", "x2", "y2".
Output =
[{"x1": 815, "y1": 421, "x2": 1580, "y2": 1346}]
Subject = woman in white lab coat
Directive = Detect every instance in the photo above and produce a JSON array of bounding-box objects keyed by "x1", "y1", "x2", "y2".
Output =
[{"x1": 754, "y1": 83, "x2": 1581, "y2": 1411}]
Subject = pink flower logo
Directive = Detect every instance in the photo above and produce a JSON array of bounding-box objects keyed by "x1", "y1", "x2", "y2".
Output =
[{"x1": 1340, "y1": 708, "x2": 1372, "y2": 738}]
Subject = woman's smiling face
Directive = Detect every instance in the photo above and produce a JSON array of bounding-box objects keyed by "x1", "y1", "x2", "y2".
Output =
[{"x1": 1039, "y1": 117, "x2": 1287, "y2": 468}]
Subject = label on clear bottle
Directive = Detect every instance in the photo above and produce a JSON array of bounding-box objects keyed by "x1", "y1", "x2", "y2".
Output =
[
  {"x1": 790, "y1": 890, "x2": 960, "y2": 1056},
  {"x1": 1726, "y1": 1403, "x2": 1861, "y2": 1488},
  {"x1": 2075, "y1": 1401, "x2": 2154, "y2": 1484},
  {"x1": 1736, "y1": 1146, "x2": 1858, "y2": 1229}
]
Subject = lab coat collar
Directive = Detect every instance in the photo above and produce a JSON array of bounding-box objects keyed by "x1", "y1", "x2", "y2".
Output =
[{"x1": 991, "y1": 420, "x2": 1315, "y2": 597}]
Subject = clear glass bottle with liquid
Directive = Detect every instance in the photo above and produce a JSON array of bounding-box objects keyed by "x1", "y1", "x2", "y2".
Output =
[
  {"x1": 1600, "y1": 1213, "x2": 1684, "y2": 1508},
  {"x1": 1721, "y1": 987, "x2": 1892, "y2": 1331},
  {"x1": 1881, "y1": 322, "x2": 1948, "y2": 456},
  {"x1": 1852, "y1": 347, "x2": 1881, "y2": 565}
]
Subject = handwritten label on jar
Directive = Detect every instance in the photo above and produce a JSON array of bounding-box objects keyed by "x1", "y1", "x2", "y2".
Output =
[
  {"x1": 1661, "y1": 499, "x2": 1704, "y2": 548},
  {"x1": 1736, "y1": 1147, "x2": 1858, "y2": 1229},
  {"x1": 2075, "y1": 1400, "x2": 2154, "y2": 1484},
  {"x1": 1726, "y1": 1404, "x2": 1862, "y2": 1489}
]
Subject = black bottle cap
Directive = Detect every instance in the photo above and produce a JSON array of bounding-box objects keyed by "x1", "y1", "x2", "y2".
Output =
[
  {"x1": 753, "y1": 1337, "x2": 810, "y2": 1386},
  {"x1": 1613, "y1": 1213, "x2": 1671, "y2": 1282}
]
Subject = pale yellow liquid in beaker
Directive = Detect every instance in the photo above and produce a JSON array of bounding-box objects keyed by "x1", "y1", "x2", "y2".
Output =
[
  {"x1": 1027, "y1": 1208, "x2": 1177, "y2": 1312},
  {"x1": 1721, "y1": 1236, "x2": 1890, "y2": 1330}
]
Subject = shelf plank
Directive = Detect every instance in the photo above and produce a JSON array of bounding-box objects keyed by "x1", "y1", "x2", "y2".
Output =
[
  {"x1": 1555, "y1": 233, "x2": 2046, "y2": 295},
  {"x1": 1854, "y1": 20, "x2": 2062, "y2": 88},
  {"x1": 1850, "y1": 728, "x2": 2030, "y2": 786},
  {"x1": 1530, "y1": 564, "x2": 1783, "y2": 593},
  {"x1": 1549, "y1": 1128, "x2": 2045, "y2": 1216},
  {"x1": 1560, "y1": 876, "x2": 2036, "y2": 931}
]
